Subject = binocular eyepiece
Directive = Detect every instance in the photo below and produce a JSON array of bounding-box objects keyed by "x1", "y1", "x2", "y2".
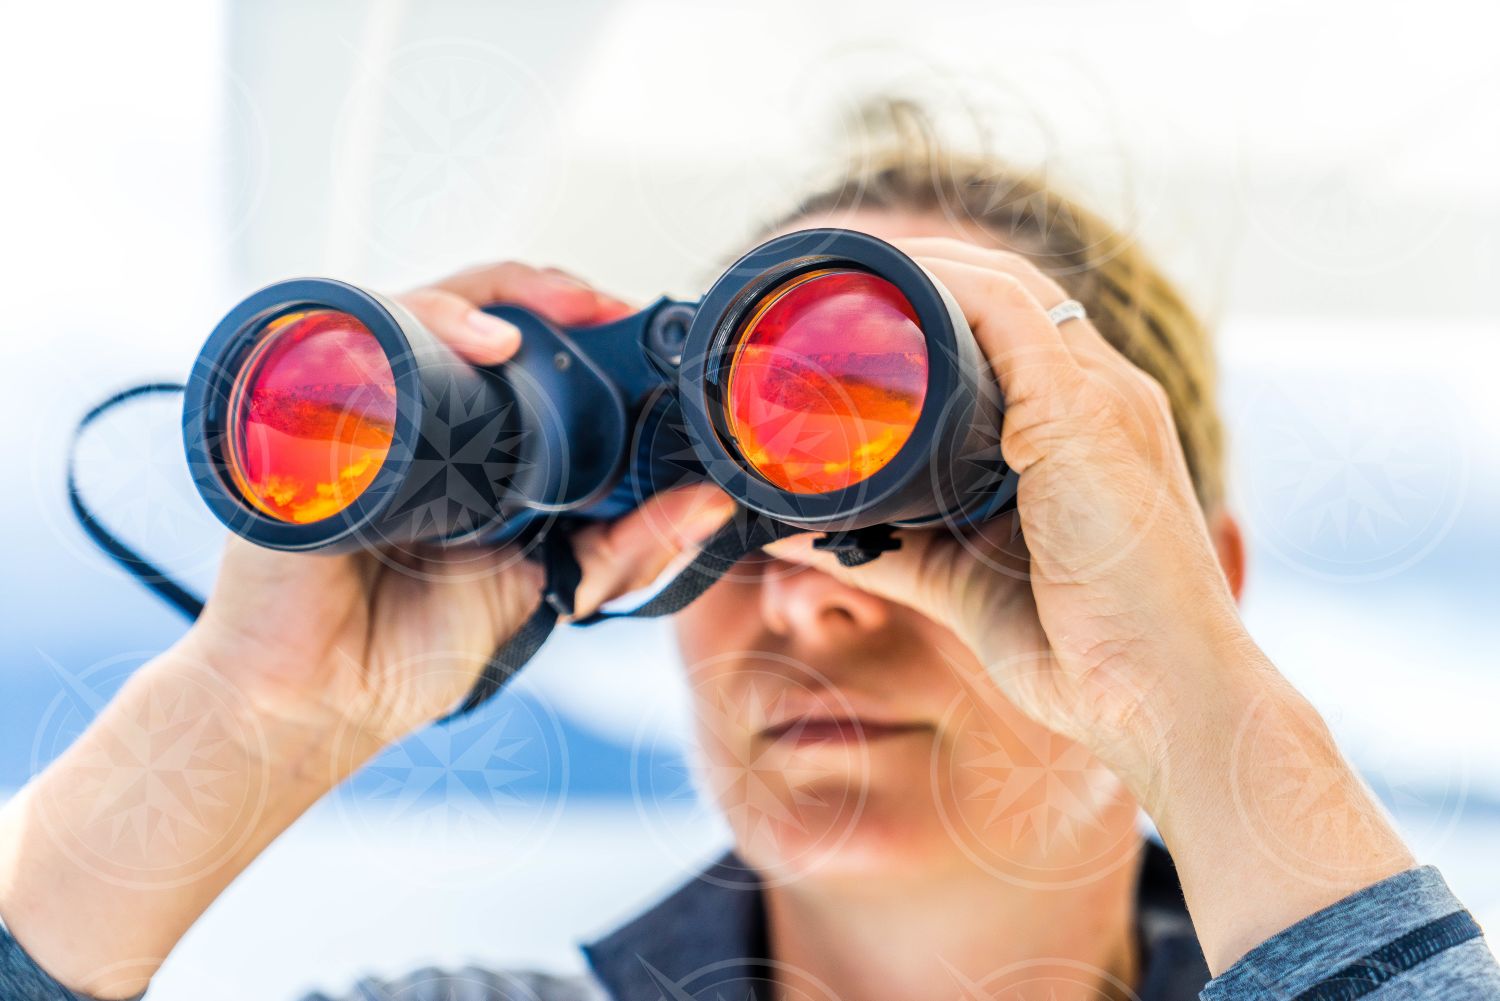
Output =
[{"x1": 183, "y1": 229, "x2": 1018, "y2": 553}]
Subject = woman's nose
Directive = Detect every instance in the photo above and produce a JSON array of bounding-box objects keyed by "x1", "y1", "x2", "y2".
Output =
[{"x1": 757, "y1": 559, "x2": 891, "y2": 647}]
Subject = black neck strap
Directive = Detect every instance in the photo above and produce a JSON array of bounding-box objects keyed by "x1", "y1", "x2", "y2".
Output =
[
  {"x1": 69, "y1": 383, "x2": 206, "y2": 620},
  {"x1": 437, "y1": 509, "x2": 799, "y2": 722},
  {"x1": 440, "y1": 508, "x2": 907, "y2": 721},
  {"x1": 71, "y1": 383, "x2": 900, "y2": 723}
]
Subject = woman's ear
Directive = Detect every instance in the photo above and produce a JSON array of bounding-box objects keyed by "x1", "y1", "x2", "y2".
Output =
[{"x1": 1208, "y1": 508, "x2": 1247, "y2": 603}]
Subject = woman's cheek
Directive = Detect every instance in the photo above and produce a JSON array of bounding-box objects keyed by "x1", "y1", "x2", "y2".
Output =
[{"x1": 931, "y1": 690, "x2": 1141, "y2": 886}]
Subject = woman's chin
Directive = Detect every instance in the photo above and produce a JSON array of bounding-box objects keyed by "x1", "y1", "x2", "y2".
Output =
[{"x1": 731, "y1": 791, "x2": 966, "y2": 888}]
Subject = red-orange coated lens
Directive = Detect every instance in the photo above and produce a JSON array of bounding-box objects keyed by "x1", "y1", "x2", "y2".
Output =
[
  {"x1": 225, "y1": 309, "x2": 397, "y2": 524},
  {"x1": 724, "y1": 269, "x2": 927, "y2": 495}
]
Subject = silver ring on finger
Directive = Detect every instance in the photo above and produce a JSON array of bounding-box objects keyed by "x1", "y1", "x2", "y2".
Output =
[{"x1": 1046, "y1": 299, "x2": 1087, "y2": 327}]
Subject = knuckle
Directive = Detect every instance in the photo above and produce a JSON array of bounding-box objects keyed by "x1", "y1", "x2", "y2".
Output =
[
  {"x1": 1136, "y1": 370, "x2": 1170, "y2": 405},
  {"x1": 993, "y1": 248, "x2": 1045, "y2": 281},
  {"x1": 985, "y1": 248, "x2": 1065, "y2": 296},
  {"x1": 981, "y1": 269, "x2": 1029, "y2": 306},
  {"x1": 1132, "y1": 372, "x2": 1174, "y2": 423}
]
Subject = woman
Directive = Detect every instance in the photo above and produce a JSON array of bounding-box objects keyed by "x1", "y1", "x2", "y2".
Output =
[{"x1": 2, "y1": 105, "x2": 1497, "y2": 1001}]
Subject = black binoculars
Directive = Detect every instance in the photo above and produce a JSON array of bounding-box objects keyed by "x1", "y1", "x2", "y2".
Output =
[{"x1": 182, "y1": 228, "x2": 1018, "y2": 555}]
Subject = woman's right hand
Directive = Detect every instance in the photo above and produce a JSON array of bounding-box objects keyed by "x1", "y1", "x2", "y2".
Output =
[
  {"x1": 0, "y1": 262, "x2": 733, "y2": 1000},
  {"x1": 187, "y1": 261, "x2": 734, "y2": 749}
]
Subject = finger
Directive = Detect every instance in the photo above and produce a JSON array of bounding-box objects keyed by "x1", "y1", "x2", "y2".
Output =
[
  {"x1": 431, "y1": 261, "x2": 633, "y2": 327},
  {"x1": 913, "y1": 256, "x2": 1079, "y2": 409},
  {"x1": 567, "y1": 484, "x2": 738, "y2": 618},
  {"x1": 761, "y1": 530, "x2": 959, "y2": 629},
  {"x1": 398, "y1": 287, "x2": 524, "y2": 366},
  {"x1": 762, "y1": 532, "x2": 906, "y2": 591},
  {"x1": 898, "y1": 236, "x2": 1120, "y2": 367},
  {"x1": 538, "y1": 266, "x2": 639, "y2": 323},
  {"x1": 897, "y1": 236, "x2": 1066, "y2": 304}
]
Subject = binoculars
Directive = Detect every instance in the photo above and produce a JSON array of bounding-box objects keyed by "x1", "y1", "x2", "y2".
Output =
[{"x1": 182, "y1": 229, "x2": 1018, "y2": 555}]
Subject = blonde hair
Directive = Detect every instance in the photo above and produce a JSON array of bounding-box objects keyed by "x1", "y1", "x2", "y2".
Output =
[{"x1": 768, "y1": 100, "x2": 1226, "y2": 511}]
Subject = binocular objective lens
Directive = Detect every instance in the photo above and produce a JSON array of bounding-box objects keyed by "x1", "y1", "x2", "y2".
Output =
[
  {"x1": 225, "y1": 308, "x2": 397, "y2": 524},
  {"x1": 725, "y1": 269, "x2": 928, "y2": 495}
]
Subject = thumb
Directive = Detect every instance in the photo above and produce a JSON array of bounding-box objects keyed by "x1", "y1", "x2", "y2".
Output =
[{"x1": 568, "y1": 484, "x2": 737, "y2": 617}]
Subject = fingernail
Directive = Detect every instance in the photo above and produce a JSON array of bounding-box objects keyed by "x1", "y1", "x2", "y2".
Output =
[{"x1": 465, "y1": 310, "x2": 521, "y2": 351}]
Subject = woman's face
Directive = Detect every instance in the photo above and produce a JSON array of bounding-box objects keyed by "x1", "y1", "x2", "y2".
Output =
[{"x1": 671, "y1": 210, "x2": 1144, "y2": 889}]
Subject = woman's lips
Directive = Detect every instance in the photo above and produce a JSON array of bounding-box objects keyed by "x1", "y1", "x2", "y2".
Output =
[{"x1": 759, "y1": 716, "x2": 932, "y2": 746}]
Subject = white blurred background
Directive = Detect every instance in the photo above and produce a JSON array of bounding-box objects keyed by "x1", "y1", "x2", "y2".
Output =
[{"x1": 1, "y1": 1, "x2": 1498, "y2": 998}]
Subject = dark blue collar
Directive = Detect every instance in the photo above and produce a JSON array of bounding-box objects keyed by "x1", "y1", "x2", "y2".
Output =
[
  {"x1": 582, "y1": 843, "x2": 1209, "y2": 1001},
  {"x1": 582, "y1": 853, "x2": 771, "y2": 1001}
]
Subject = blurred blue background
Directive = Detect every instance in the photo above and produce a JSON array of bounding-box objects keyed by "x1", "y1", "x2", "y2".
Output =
[{"x1": 1, "y1": 1, "x2": 1497, "y2": 998}]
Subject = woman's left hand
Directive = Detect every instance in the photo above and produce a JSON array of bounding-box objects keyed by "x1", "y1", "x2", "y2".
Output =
[{"x1": 763, "y1": 237, "x2": 1415, "y2": 973}]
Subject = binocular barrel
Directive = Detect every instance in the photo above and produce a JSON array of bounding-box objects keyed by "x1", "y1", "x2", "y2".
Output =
[{"x1": 183, "y1": 229, "x2": 1017, "y2": 553}]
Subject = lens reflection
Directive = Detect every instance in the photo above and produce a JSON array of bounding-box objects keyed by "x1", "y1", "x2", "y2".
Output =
[
  {"x1": 725, "y1": 269, "x2": 927, "y2": 495},
  {"x1": 226, "y1": 309, "x2": 396, "y2": 524}
]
